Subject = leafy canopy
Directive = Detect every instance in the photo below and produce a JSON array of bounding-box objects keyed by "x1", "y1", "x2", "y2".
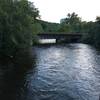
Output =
[{"x1": 0, "y1": 0, "x2": 39, "y2": 56}]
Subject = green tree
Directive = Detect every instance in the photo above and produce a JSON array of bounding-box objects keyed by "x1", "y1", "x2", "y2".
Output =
[
  {"x1": 59, "y1": 12, "x2": 82, "y2": 32},
  {"x1": 94, "y1": 17, "x2": 100, "y2": 47},
  {"x1": 64, "y1": 12, "x2": 81, "y2": 25},
  {"x1": 58, "y1": 23, "x2": 72, "y2": 32},
  {"x1": 0, "y1": 0, "x2": 39, "y2": 57}
]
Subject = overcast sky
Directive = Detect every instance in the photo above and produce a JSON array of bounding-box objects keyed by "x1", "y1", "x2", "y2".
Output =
[{"x1": 29, "y1": 0, "x2": 100, "y2": 23}]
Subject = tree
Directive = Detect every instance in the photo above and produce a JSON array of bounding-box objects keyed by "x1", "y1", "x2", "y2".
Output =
[
  {"x1": 58, "y1": 23, "x2": 72, "y2": 32},
  {"x1": 93, "y1": 16, "x2": 100, "y2": 47},
  {"x1": 0, "y1": 0, "x2": 39, "y2": 57},
  {"x1": 64, "y1": 12, "x2": 81, "y2": 25},
  {"x1": 59, "y1": 12, "x2": 82, "y2": 32}
]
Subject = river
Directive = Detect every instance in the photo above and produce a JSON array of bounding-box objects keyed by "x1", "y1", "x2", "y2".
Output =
[{"x1": 0, "y1": 43, "x2": 100, "y2": 100}]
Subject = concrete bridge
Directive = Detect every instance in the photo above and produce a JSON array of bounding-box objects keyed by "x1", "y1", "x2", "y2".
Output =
[{"x1": 37, "y1": 33, "x2": 82, "y2": 43}]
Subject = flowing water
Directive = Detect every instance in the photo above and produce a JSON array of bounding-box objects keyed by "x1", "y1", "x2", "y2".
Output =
[{"x1": 0, "y1": 43, "x2": 100, "y2": 100}]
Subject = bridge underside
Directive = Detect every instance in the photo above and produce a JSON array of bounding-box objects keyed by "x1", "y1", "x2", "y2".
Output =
[{"x1": 37, "y1": 33, "x2": 82, "y2": 43}]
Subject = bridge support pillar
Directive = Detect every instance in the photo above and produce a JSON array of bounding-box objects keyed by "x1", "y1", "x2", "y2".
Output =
[
  {"x1": 56, "y1": 39, "x2": 62, "y2": 43},
  {"x1": 56, "y1": 39, "x2": 59, "y2": 43}
]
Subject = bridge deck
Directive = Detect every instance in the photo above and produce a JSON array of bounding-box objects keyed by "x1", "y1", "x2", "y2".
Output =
[
  {"x1": 37, "y1": 33, "x2": 82, "y2": 39},
  {"x1": 38, "y1": 32, "x2": 82, "y2": 35}
]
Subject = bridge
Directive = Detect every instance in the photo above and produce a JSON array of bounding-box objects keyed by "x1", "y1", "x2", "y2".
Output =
[{"x1": 37, "y1": 33, "x2": 83, "y2": 43}]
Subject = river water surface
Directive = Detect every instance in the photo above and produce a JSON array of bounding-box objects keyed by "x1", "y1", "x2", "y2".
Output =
[{"x1": 0, "y1": 43, "x2": 100, "y2": 100}]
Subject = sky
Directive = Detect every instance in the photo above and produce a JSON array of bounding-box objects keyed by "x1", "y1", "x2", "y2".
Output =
[{"x1": 29, "y1": 0, "x2": 100, "y2": 23}]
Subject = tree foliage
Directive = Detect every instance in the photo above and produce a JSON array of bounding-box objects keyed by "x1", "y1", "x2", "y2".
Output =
[
  {"x1": 38, "y1": 20, "x2": 60, "y2": 32},
  {"x1": 0, "y1": 0, "x2": 39, "y2": 57},
  {"x1": 93, "y1": 17, "x2": 100, "y2": 47},
  {"x1": 59, "y1": 12, "x2": 82, "y2": 32}
]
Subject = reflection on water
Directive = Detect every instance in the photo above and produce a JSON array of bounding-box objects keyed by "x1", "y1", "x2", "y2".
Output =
[
  {"x1": 30, "y1": 43, "x2": 100, "y2": 100},
  {"x1": 0, "y1": 48, "x2": 35, "y2": 100},
  {"x1": 39, "y1": 39, "x2": 56, "y2": 44},
  {"x1": 0, "y1": 44, "x2": 100, "y2": 100}
]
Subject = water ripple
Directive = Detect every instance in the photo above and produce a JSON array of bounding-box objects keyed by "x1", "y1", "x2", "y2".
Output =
[{"x1": 25, "y1": 43, "x2": 100, "y2": 100}]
